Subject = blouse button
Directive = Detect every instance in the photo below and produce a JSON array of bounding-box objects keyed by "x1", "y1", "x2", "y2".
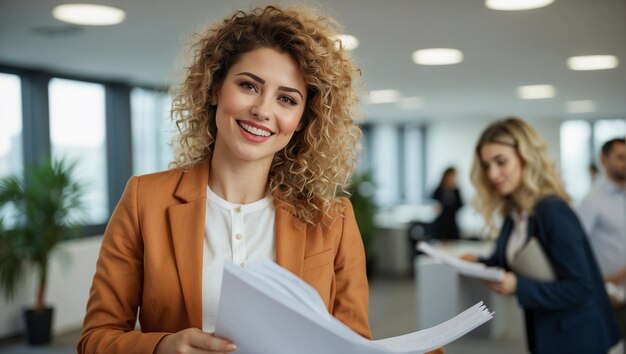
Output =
[{"x1": 235, "y1": 233, "x2": 243, "y2": 240}]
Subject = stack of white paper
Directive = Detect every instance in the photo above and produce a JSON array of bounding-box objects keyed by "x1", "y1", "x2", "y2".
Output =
[
  {"x1": 417, "y1": 242, "x2": 505, "y2": 282},
  {"x1": 215, "y1": 261, "x2": 494, "y2": 354}
]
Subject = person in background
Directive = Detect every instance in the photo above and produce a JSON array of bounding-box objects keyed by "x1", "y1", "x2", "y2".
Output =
[
  {"x1": 589, "y1": 162, "x2": 600, "y2": 183},
  {"x1": 432, "y1": 166, "x2": 463, "y2": 240},
  {"x1": 462, "y1": 117, "x2": 620, "y2": 354},
  {"x1": 78, "y1": 6, "x2": 381, "y2": 354},
  {"x1": 578, "y1": 137, "x2": 626, "y2": 352}
]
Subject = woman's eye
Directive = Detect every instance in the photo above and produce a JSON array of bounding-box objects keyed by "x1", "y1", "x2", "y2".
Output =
[
  {"x1": 496, "y1": 159, "x2": 507, "y2": 167},
  {"x1": 278, "y1": 95, "x2": 297, "y2": 106},
  {"x1": 240, "y1": 81, "x2": 257, "y2": 92}
]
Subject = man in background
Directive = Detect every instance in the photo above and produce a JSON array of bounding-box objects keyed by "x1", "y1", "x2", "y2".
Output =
[{"x1": 578, "y1": 137, "x2": 626, "y2": 352}]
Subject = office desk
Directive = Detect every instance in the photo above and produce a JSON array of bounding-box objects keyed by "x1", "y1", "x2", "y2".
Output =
[{"x1": 414, "y1": 240, "x2": 524, "y2": 340}]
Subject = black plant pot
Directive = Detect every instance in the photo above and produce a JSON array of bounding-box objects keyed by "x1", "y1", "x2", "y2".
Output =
[
  {"x1": 365, "y1": 257, "x2": 377, "y2": 279},
  {"x1": 23, "y1": 307, "x2": 53, "y2": 345}
]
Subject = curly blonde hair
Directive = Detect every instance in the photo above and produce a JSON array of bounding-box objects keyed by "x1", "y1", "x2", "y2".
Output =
[
  {"x1": 470, "y1": 117, "x2": 570, "y2": 235},
  {"x1": 170, "y1": 5, "x2": 362, "y2": 224}
]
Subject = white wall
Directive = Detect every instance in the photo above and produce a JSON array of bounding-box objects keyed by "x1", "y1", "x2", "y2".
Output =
[{"x1": 0, "y1": 235, "x2": 102, "y2": 338}]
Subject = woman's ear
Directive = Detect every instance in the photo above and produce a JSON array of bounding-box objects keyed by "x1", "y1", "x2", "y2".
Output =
[{"x1": 210, "y1": 88, "x2": 219, "y2": 106}]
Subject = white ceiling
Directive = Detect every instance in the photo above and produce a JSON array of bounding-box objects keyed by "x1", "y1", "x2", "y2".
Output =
[{"x1": 1, "y1": 0, "x2": 625, "y2": 123}]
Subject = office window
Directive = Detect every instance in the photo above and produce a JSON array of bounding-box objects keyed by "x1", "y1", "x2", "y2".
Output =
[
  {"x1": 593, "y1": 119, "x2": 626, "y2": 159},
  {"x1": 560, "y1": 120, "x2": 592, "y2": 203},
  {"x1": 404, "y1": 125, "x2": 423, "y2": 203},
  {"x1": 49, "y1": 78, "x2": 108, "y2": 224},
  {"x1": 371, "y1": 124, "x2": 400, "y2": 207},
  {"x1": 356, "y1": 124, "x2": 372, "y2": 173},
  {"x1": 0, "y1": 73, "x2": 23, "y2": 179},
  {"x1": 130, "y1": 88, "x2": 174, "y2": 175}
]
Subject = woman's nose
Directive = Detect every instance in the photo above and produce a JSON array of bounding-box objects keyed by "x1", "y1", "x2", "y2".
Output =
[{"x1": 251, "y1": 95, "x2": 272, "y2": 121}]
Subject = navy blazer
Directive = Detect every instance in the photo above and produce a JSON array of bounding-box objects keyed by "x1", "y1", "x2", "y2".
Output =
[{"x1": 480, "y1": 196, "x2": 620, "y2": 354}]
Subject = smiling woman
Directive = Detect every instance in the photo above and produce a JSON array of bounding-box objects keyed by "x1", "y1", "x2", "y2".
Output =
[
  {"x1": 77, "y1": 5, "x2": 409, "y2": 354},
  {"x1": 463, "y1": 117, "x2": 620, "y2": 354},
  {"x1": 169, "y1": 6, "x2": 363, "y2": 224},
  {"x1": 210, "y1": 48, "x2": 307, "y2": 165}
]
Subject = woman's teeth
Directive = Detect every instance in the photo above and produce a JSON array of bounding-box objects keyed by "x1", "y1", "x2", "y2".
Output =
[{"x1": 239, "y1": 122, "x2": 271, "y2": 137}]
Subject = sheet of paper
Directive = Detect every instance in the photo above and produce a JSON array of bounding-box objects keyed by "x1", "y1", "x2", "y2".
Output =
[
  {"x1": 215, "y1": 262, "x2": 380, "y2": 354},
  {"x1": 215, "y1": 261, "x2": 494, "y2": 354},
  {"x1": 418, "y1": 242, "x2": 505, "y2": 281},
  {"x1": 373, "y1": 302, "x2": 494, "y2": 353}
]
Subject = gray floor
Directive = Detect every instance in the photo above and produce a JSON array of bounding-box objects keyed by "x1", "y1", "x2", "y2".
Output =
[
  {"x1": 368, "y1": 276, "x2": 527, "y2": 354},
  {"x1": 0, "y1": 276, "x2": 526, "y2": 354}
]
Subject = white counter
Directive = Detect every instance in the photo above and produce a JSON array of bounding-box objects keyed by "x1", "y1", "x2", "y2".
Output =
[{"x1": 414, "y1": 240, "x2": 524, "y2": 340}]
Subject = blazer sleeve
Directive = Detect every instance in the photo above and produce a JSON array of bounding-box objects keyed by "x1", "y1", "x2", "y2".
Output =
[
  {"x1": 478, "y1": 219, "x2": 511, "y2": 268},
  {"x1": 331, "y1": 198, "x2": 372, "y2": 339},
  {"x1": 479, "y1": 253, "x2": 500, "y2": 268},
  {"x1": 515, "y1": 197, "x2": 594, "y2": 310},
  {"x1": 78, "y1": 177, "x2": 168, "y2": 354}
]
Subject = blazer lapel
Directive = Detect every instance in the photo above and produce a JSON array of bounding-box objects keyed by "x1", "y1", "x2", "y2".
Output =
[
  {"x1": 498, "y1": 217, "x2": 514, "y2": 268},
  {"x1": 275, "y1": 205, "x2": 307, "y2": 277},
  {"x1": 168, "y1": 163, "x2": 209, "y2": 329}
]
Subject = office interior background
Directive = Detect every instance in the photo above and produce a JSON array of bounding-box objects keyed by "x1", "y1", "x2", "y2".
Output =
[{"x1": 0, "y1": 0, "x2": 625, "y2": 352}]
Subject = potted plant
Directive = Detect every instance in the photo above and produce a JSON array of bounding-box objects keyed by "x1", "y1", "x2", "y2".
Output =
[
  {"x1": 0, "y1": 158, "x2": 85, "y2": 345},
  {"x1": 344, "y1": 170, "x2": 378, "y2": 277}
]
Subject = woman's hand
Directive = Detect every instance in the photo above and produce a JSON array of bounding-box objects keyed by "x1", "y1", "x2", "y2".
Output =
[
  {"x1": 483, "y1": 271, "x2": 517, "y2": 296},
  {"x1": 155, "y1": 328, "x2": 237, "y2": 354},
  {"x1": 460, "y1": 253, "x2": 479, "y2": 262}
]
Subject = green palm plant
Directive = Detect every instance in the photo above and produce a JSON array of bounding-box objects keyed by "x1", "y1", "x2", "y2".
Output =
[
  {"x1": 343, "y1": 170, "x2": 378, "y2": 266},
  {"x1": 0, "y1": 158, "x2": 85, "y2": 313}
]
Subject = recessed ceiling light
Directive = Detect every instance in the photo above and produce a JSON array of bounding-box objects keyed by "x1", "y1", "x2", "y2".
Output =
[
  {"x1": 412, "y1": 48, "x2": 463, "y2": 65},
  {"x1": 367, "y1": 90, "x2": 400, "y2": 104},
  {"x1": 567, "y1": 55, "x2": 619, "y2": 71},
  {"x1": 517, "y1": 85, "x2": 555, "y2": 99},
  {"x1": 333, "y1": 34, "x2": 359, "y2": 51},
  {"x1": 485, "y1": 0, "x2": 554, "y2": 11},
  {"x1": 52, "y1": 4, "x2": 126, "y2": 26},
  {"x1": 398, "y1": 96, "x2": 424, "y2": 110},
  {"x1": 566, "y1": 100, "x2": 595, "y2": 114}
]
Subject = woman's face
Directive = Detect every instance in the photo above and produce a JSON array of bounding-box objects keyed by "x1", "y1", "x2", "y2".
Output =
[
  {"x1": 479, "y1": 143, "x2": 523, "y2": 197},
  {"x1": 444, "y1": 171, "x2": 457, "y2": 188},
  {"x1": 212, "y1": 47, "x2": 307, "y2": 166}
]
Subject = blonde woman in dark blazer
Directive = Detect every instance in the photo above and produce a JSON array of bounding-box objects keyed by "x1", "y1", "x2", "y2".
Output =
[
  {"x1": 79, "y1": 6, "x2": 376, "y2": 354},
  {"x1": 463, "y1": 117, "x2": 619, "y2": 354}
]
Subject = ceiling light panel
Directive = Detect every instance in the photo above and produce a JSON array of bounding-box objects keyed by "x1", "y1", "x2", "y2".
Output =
[
  {"x1": 368, "y1": 90, "x2": 401, "y2": 104},
  {"x1": 567, "y1": 55, "x2": 619, "y2": 71},
  {"x1": 517, "y1": 85, "x2": 555, "y2": 99},
  {"x1": 52, "y1": 4, "x2": 126, "y2": 26},
  {"x1": 412, "y1": 48, "x2": 463, "y2": 65},
  {"x1": 333, "y1": 34, "x2": 359, "y2": 51},
  {"x1": 566, "y1": 100, "x2": 595, "y2": 114},
  {"x1": 485, "y1": 0, "x2": 554, "y2": 11}
]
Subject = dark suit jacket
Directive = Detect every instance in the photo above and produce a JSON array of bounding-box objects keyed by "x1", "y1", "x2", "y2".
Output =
[
  {"x1": 78, "y1": 163, "x2": 372, "y2": 353},
  {"x1": 432, "y1": 187, "x2": 463, "y2": 239},
  {"x1": 480, "y1": 196, "x2": 620, "y2": 354}
]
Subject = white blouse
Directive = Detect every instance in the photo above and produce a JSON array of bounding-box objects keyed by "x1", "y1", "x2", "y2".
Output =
[
  {"x1": 201, "y1": 186, "x2": 276, "y2": 332},
  {"x1": 506, "y1": 210, "x2": 529, "y2": 266}
]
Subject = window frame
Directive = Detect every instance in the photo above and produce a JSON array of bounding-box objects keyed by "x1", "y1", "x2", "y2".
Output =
[{"x1": 0, "y1": 64, "x2": 147, "y2": 238}]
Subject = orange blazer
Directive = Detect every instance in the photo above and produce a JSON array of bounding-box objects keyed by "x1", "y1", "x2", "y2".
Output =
[{"x1": 78, "y1": 163, "x2": 371, "y2": 353}]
